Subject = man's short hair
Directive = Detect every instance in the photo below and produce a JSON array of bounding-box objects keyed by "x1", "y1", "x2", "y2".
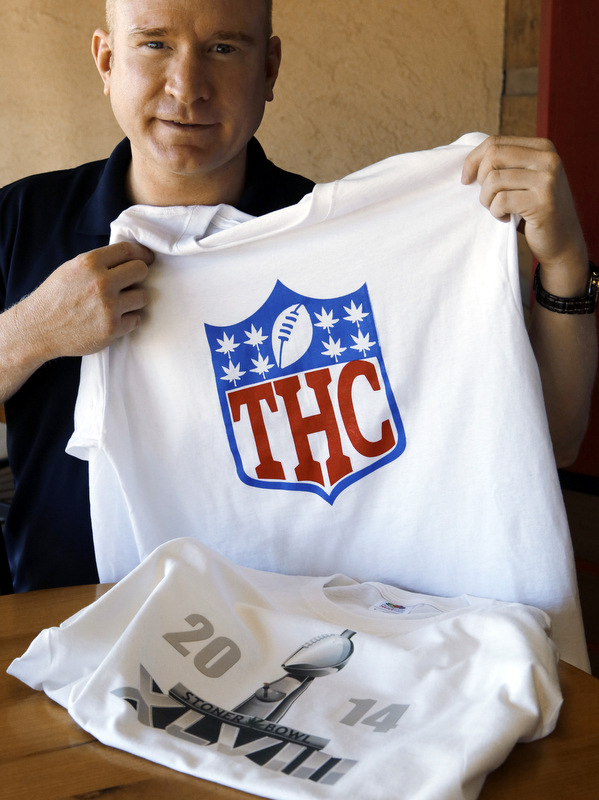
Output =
[{"x1": 105, "y1": 0, "x2": 274, "y2": 38}]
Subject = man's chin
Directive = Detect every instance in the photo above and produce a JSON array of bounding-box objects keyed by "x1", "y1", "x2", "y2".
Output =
[{"x1": 149, "y1": 140, "x2": 228, "y2": 177}]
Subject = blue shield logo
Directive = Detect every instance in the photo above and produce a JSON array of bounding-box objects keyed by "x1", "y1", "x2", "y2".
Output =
[{"x1": 205, "y1": 282, "x2": 405, "y2": 503}]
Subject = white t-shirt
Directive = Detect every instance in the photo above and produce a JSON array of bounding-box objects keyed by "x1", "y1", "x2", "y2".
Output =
[
  {"x1": 8, "y1": 538, "x2": 562, "y2": 800},
  {"x1": 66, "y1": 133, "x2": 588, "y2": 670}
]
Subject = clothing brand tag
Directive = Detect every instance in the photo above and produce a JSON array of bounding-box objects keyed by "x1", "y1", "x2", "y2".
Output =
[
  {"x1": 370, "y1": 601, "x2": 409, "y2": 615},
  {"x1": 370, "y1": 601, "x2": 444, "y2": 616}
]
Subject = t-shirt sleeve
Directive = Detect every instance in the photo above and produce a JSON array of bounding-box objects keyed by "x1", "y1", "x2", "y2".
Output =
[{"x1": 66, "y1": 349, "x2": 108, "y2": 460}]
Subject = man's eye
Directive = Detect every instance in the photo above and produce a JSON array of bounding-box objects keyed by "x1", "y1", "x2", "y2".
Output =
[
  {"x1": 145, "y1": 41, "x2": 164, "y2": 50},
  {"x1": 214, "y1": 44, "x2": 235, "y2": 54}
]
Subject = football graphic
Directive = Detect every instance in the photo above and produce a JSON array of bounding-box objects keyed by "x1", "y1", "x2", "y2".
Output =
[
  {"x1": 283, "y1": 630, "x2": 356, "y2": 678},
  {"x1": 272, "y1": 303, "x2": 313, "y2": 369}
]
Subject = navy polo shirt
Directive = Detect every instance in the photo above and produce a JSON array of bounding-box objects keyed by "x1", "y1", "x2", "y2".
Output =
[{"x1": 0, "y1": 138, "x2": 314, "y2": 592}]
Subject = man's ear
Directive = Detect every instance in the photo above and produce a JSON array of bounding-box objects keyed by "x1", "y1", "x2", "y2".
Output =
[
  {"x1": 265, "y1": 36, "x2": 282, "y2": 103},
  {"x1": 92, "y1": 29, "x2": 113, "y2": 96}
]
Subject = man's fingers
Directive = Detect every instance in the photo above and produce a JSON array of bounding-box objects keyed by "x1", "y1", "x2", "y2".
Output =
[
  {"x1": 486, "y1": 188, "x2": 534, "y2": 221},
  {"x1": 74, "y1": 241, "x2": 153, "y2": 295},
  {"x1": 461, "y1": 136, "x2": 556, "y2": 185},
  {"x1": 104, "y1": 242, "x2": 153, "y2": 295},
  {"x1": 88, "y1": 285, "x2": 148, "y2": 345},
  {"x1": 109, "y1": 255, "x2": 151, "y2": 292},
  {"x1": 119, "y1": 286, "x2": 149, "y2": 316},
  {"x1": 97, "y1": 240, "x2": 155, "y2": 270},
  {"x1": 118, "y1": 309, "x2": 144, "y2": 337},
  {"x1": 478, "y1": 134, "x2": 556, "y2": 151},
  {"x1": 115, "y1": 285, "x2": 152, "y2": 338},
  {"x1": 477, "y1": 168, "x2": 540, "y2": 211}
]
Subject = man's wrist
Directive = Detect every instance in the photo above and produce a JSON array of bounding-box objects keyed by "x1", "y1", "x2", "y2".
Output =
[
  {"x1": 536, "y1": 242, "x2": 589, "y2": 292},
  {"x1": 533, "y1": 261, "x2": 599, "y2": 314},
  {"x1": 3, "y1": 295, "x2": 55, "y2": 371}
]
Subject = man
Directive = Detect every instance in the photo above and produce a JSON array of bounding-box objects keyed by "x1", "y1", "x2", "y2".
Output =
[{"x1": 0, "y1": 0, "x2": 596, "y2": 591}]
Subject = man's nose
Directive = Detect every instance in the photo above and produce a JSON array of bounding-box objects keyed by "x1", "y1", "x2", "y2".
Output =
[{"x1": 165, "y1": 50, "x2": 211, "y2": 105}]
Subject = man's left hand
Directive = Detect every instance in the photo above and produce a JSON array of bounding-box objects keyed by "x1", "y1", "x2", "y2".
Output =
[{"x1": 461, "y1": 135, "x2": 588, "y2": 295}]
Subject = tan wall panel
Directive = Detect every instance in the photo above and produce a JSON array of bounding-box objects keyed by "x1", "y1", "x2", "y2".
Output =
[
  {"x1": 262, "y1": 0, "x2": 506, "y2": 182},
  {"x1": 1, "y1": 0, "x2": 505, "y2": 186},
  {"x1": 1, "y1": 1, "x2": 123, "y2": 184}
]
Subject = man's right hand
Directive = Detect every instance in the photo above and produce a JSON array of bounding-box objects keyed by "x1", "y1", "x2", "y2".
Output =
[{"x1": 0, "y1": 241, "x2": 154, "y2": 402}]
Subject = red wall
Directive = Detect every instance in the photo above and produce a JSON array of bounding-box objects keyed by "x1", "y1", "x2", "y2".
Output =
[{"x1": 537, "y1": 0, "x2": 599, "y2": 479}]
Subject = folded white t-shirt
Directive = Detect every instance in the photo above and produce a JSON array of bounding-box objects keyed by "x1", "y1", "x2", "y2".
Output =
[{"x1": 9, "y1": 538, "x2": 562, "y2": 800}]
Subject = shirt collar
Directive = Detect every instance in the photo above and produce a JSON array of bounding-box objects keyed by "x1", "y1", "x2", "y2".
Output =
[
  {"x1": 77, "y1": 138, "x2": 133, "y2": 236},
  {"x1": 77, "y1": 137, "x2": 312, "y2": 236}
]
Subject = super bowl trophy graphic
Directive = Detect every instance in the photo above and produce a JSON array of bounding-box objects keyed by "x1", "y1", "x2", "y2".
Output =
[
  {"x1": 233, "y1": 629, "x2": 356, "y2": 723},
  {"x1": 117, "y1": 627, "x2": 360, "y2": 785}
]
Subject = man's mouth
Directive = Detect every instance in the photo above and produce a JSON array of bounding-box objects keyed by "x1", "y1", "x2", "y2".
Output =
[{"x1": 162, "y1": 119, "x2": 216, "y2": 128}]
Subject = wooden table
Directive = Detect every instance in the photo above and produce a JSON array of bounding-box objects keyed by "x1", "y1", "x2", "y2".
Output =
[{"x1": 1, "y1": 584, "x2": 598, "y2": 799}]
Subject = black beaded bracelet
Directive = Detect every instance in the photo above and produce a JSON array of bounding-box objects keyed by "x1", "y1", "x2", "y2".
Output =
[{"x1": 533, "y1": 262, "x2": 599, "y2": 314}]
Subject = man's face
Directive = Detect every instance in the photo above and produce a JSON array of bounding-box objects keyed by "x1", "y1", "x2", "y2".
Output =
[{"x1": 94, "y1": 0, "x2": 280, "y2": 196}]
